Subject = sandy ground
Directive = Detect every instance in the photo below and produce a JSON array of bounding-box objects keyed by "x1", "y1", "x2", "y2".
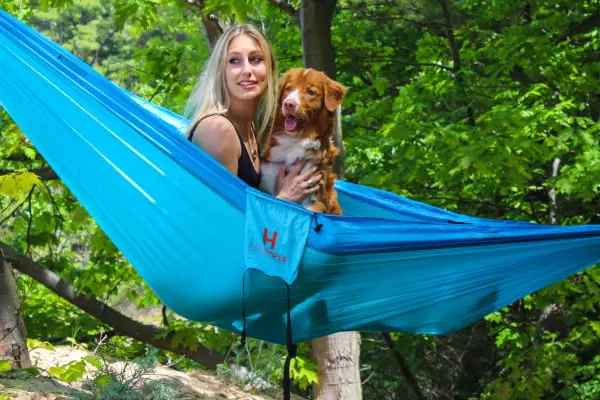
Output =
[{"x1": 0, "y1": 346, "x2": 291, "y2": 400}]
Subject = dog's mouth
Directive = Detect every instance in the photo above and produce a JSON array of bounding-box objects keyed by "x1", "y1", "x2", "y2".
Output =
[{"x1": 284, "y1": 115, "x2": 303, "y2": 133}]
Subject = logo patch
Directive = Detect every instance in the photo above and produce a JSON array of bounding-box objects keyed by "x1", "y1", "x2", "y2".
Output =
[
  {"x1": 263, "y1": 228, "x2": 278, "y2": 249},
  {"x1": 244, "y1": 189, "x2": 311, "y2": 285}
]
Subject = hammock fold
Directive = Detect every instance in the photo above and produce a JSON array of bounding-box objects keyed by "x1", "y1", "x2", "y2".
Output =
[{"x1": 1, "y1": 9, "x2": 599, "y2": 345}]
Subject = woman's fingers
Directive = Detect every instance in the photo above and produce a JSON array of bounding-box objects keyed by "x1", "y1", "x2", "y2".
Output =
[
  {"x1": 289, "y1": 160, "x2": 307, "y2": 177},
  {"x1": 298, "y1": 165, "x2": 319, "y2": 180},
  {"x1": 303, "y1": 174, "x2": 324, "y2": 194},
  {"x1": 306, "y1": 183, "x2": 321, "y2": 194},
  {"x1": 278, "y1": 164, "x2": 288, "y2": 178},
  {"x1": 276, "y1": 160, "x2": 326, "y2": 201}
]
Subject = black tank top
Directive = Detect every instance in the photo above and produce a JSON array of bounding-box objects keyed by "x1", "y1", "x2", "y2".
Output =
[{"x1": 187, "y1": 113, "x2": 261, "y2": 189}]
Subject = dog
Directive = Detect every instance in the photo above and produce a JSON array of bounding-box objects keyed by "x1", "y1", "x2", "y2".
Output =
[{"x1": 259, "y1": 67, "x2": 347, "y2": 215}]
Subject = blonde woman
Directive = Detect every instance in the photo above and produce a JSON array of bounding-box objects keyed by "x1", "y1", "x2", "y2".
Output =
[{"x1": 185, "y1": 24, "x2": 322, "y2": 202}]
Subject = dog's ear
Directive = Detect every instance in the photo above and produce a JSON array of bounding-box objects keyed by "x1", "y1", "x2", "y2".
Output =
[{"x1": 324, "y1": 77, "x2": 347, "y2": 112}]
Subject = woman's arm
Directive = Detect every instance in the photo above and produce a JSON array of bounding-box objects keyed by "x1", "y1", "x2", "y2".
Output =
[{"x1": 190, "y1": 116, "x2": 241, "y2": 175}]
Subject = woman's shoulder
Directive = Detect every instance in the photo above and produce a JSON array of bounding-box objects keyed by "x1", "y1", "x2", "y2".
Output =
[
  {"x1": 189, "y1": 113, "x2": 238, "y2": 140},
  {"x1": 188, "y1": 113, "x2": 241, "y2": 159}
]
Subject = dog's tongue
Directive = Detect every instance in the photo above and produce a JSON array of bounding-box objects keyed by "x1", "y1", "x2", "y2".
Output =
[{"x1": 285, "y1": 116, "x2": 298, "y2": 132}]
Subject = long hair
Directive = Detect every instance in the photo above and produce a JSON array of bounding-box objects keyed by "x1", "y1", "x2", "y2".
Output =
[{"x1": 184, "y1": 24, "x2": 278, "y2": 140}]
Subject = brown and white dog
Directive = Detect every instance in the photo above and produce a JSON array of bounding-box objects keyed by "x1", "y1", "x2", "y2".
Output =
[{"x1": 259, "y1": 68, "x2": 347, "y2": 215}]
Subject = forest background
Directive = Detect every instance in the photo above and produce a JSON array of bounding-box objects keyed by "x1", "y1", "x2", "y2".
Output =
[{"x1": 0, "y1": 0, "x2": 599, "y2": 399}]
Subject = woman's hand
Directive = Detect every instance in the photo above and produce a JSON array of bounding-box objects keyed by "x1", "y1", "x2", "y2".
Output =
[{"x1": 276, "y1": 160, "x2": 323, "y2": 203}]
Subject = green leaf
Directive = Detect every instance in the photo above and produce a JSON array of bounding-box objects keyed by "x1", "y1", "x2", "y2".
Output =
[
  {"x1": 27, "y1": 339, "x2": 55, "y2": 351},
  {"x1": 0, "y1": 171, "x2": 41, "y2": 198},
  {"x1": 0, "y1": 360, "x2": 11, "y2": 372},
  {"x1": 21, "y1": 367, "x2": 41, "y2": 376},
  {"x1": 95, "y1": 373, "x2": 115, "y2": 388},
  {"x1": 374, "y1": 77, "x2": 389, "y2": 96},
  {"x1": 83, "y1": 355, "x2": 103, "y2": 369},
  {"x1": 48, "y1": 360, "x2": 87, "y2": 383},
  {"x1": 591, "y1": 321, "x2": 600, "y2": 335}
]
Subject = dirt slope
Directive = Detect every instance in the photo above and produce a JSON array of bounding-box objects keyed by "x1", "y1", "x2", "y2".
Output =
[{"x1": 0, "y1": 346, "x2": 295, "y2": 400}]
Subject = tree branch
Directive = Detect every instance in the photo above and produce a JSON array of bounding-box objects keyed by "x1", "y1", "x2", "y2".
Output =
[
  {"x1": 0, "y1": 243, "x2": 224, "y2": 369},
  {"x1": 178, "y1": 0, "x2": 223, "y2": 51},
  {"x1": 0, "y1": 167, "x2": 58, "y2": 181},
  {"x1": 267, "y1": 0, "x2": 298, "y2": 20},
  {"x1": 548, "y1": 158, "x2": 561, "y2": 225},
  {"x1": 437, "y1": 0, "x2": 460, "y2": 72},
  {"x1": 381, "y1": 333, "x2": 425, "y2": 400},
  {"x1": 3, "y1": 154, "x2": 43, "y2": 162},
  {"x1": 0, "y1": 192, "x2": 33, "y2": 227},
  {"x1": 437, "y1": 0, "x2": 475, "y2": 126}
]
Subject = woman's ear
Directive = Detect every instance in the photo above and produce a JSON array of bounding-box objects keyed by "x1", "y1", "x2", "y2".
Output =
[{"x1": 324, "y1": 77, "x2": 347, "y2": 112}]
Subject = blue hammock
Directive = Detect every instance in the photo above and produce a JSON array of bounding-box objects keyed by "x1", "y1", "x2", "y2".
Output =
[{"x1": 1, "y1": 10, "x2": 599, "y2": 346}]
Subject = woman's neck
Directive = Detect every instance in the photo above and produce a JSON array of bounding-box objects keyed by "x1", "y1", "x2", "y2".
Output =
[{"x1": 227, "y1": 98, "x2": 258, "y2": 139}]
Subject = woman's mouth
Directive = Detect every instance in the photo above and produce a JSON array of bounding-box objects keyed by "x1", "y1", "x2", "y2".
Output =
[{"x1": 239, "y1": 80, "x2": 257, "y2": 88}]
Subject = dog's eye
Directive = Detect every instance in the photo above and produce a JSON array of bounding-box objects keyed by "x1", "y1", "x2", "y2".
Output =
[
  {"x1": 285, "y1": 85, "x2": 292, "y2": 92},
  {"x1": 307, "y1": 88, "x2": 317, "y2": 96}
]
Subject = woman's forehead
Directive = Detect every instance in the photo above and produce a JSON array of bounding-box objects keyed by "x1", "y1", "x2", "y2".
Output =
[{"x1": 228, "y1": 34, "x2": 263, "y2": 53}]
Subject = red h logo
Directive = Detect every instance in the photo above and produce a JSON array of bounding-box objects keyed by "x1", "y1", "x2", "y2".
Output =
[{"x1": 262, "y1": 228, "x2": 278, "y2": 249}]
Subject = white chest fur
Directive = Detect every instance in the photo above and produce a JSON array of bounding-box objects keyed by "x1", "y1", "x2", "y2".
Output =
[
  {"x1": 268, "y1": 135, "x2": 321, "y2": 164},
  {"x1": 259, "y1": 135, "x2": 321, "y2": 197}
]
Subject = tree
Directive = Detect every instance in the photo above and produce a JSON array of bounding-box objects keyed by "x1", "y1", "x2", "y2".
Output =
[
  {"x1": 257, "y1": 1, "x2": 362, "y2": 398},
  {"x1": 297, "y1": 1, "x2": 362, "y2": 398},
  {"x1": 0, "y1": 250, "x2": 31, "y2": 369}
]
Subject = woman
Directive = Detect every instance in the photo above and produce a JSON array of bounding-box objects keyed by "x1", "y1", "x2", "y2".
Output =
[{"x1": 184, "y1": 24, "x2": 322, "y2": 202}]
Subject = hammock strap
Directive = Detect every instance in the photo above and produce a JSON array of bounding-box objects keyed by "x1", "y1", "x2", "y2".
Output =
[
  {"x1": 240, "y1": 274, "x2": 296, "y2": 400},
  {"x1": 283, "y1": 283, "x2": 297, "y2": 400},
  {"x1": 241, "y1": 269, "x2": 248, "y2": 345}
]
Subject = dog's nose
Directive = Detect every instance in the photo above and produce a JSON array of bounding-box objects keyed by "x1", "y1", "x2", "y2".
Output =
[{"x1": 283, "y1": 98, "x2": 297, "y2": 112}]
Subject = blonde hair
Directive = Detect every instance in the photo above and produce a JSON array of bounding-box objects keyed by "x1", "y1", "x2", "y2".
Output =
[{"x1": 184, "y1": 24, "x2": 278, "y2": 140}]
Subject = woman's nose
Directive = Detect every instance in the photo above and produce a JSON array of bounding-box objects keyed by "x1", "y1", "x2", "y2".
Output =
[{"x1": 240, "y1": 60, "x2": 252, "y2": 75}]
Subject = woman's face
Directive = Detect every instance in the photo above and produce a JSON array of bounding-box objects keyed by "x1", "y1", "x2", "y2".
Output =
[{"x1": 225, "y1": 34, "x2": 268, "y2": 104}]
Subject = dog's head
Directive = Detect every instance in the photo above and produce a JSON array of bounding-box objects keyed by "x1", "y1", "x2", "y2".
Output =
[{"x1": 274, "y1": 68, "x2": 347, "y2": 141}]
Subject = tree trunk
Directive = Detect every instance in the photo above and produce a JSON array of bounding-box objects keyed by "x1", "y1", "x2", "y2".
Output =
[
  {"x1": 299, "y1": 0, "x2": 337, "y2": 79},
  {"x1": 179, "y1": 0, "x2": 223, "y2": 51},
  {"x1": 199, "y1": 8, "x2": 223, "y2": 51},
  {"x1": 299, "y1": 0, "x2": 345, "y2": 178},
  {"x1": 0, "y1": 251, "x2": 32, "y2": 369},
  {"x1": 299, "y1": 1, "x2": 362, "y2": 398},
  {"x1": 310, "y1": 332, "x2": 362, "y2": 400}
]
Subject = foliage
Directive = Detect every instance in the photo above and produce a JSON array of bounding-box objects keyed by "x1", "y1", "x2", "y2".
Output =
[
  {"x1": 77, "y1": 349, "x2": 180, "y2": 400},
  {"x1": 1, "y1": 0, "x2": 599, "y2": 399},
  {"x1": 217, "y1": 338, "x2": 317, "y2": 397}
]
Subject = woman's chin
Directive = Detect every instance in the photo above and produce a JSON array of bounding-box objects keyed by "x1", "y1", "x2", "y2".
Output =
[{"x1": 232, "y1": 89, "x2": 264, "y2": 102}]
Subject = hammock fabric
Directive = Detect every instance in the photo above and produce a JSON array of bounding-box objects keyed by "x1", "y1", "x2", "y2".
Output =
[{"x1": 1, "y1": 10, "x2": 600, "y2": 346}]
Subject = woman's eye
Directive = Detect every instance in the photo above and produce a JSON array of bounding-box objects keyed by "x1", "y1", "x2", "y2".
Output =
[
  {"x1": 250, "y1": 56, "x2": 263, "y2": 64},
  {"x1": 228, "y1": 57, "x2": 239, "y2": 64}
]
